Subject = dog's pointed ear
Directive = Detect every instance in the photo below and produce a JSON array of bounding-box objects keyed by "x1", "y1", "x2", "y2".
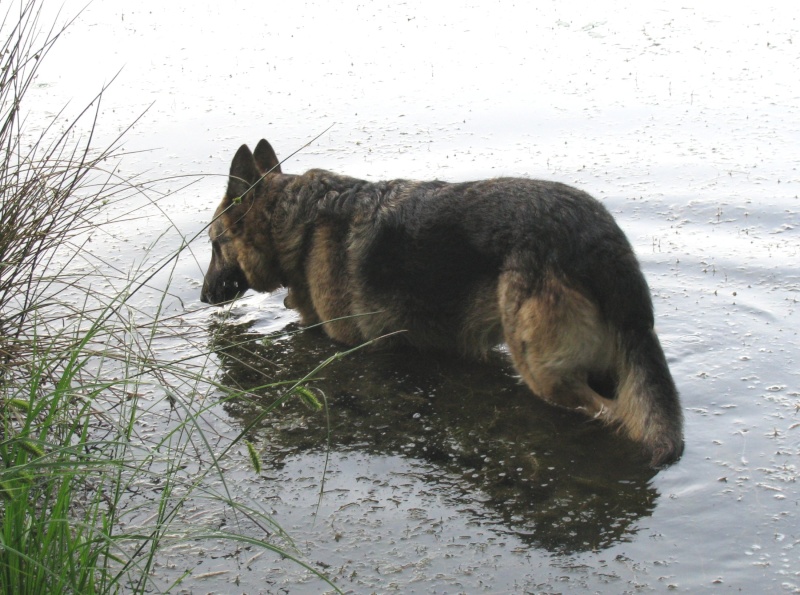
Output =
[
  {"x1": 253, "y1": 139, "x2": 282, "y2": 175},
  {"x1": 226, "y1": 144, "x2": 260, "y2": 202}
]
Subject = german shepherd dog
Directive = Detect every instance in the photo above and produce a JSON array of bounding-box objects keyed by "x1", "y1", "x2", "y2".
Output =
[{"x1": 201, "y1": 139, "x2": 684, "y2": 468}]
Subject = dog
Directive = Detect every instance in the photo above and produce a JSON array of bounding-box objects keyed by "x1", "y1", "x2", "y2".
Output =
[{"x1": 200, "y1": 139, "x2": 684, "y2": 468}]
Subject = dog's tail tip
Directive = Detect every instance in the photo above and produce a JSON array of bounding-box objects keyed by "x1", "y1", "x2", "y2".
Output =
[{"x1": 646, "y1": 435, "x2": 685, "y2": 469}]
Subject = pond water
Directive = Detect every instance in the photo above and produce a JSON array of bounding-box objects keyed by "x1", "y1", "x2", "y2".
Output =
[{"x1": 26, "y1": 1, "x2": 800, "y2": 592}]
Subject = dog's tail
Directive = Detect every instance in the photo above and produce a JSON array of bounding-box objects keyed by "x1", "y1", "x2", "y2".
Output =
[
  {"x1": 612, "y1": 325, "x2": 684, "y2": 467},
  {"x1": 589, "y1": 241, "x2": 684, "y2": 468}
]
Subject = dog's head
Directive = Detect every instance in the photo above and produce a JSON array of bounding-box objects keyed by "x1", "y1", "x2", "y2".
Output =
[{"x1": 200, "y1": 139, "x2": 282, "y2": 305}]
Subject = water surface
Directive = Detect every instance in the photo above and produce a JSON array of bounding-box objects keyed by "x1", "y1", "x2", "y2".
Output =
[{"x1": 26, "y1": 1, "x2": 800, "y2": 592}]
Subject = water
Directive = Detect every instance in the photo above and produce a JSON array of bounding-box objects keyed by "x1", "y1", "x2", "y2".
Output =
[{"x1": 23, "y1": 1, "x2": 800, "y2": 592}]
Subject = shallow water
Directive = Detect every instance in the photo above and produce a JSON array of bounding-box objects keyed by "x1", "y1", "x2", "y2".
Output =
[{"x1": 24, "y1": 1, "x2": 800, "y2": 592}]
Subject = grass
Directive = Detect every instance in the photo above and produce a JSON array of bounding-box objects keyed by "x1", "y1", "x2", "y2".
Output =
[{"x1": 0, "y1": 2, "x2": 340, "y2": 592}]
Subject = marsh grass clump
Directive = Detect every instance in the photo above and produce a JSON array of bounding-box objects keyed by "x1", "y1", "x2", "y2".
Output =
[
  {"x1": 0, "y1": 4, "x2": 110, "y2": 382},
  {"x1": 0, "y1": 2, "x2": 339, "y2": 593}
]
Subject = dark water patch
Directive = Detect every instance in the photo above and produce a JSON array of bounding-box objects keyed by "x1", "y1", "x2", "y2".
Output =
[{"x1": 209, "y1": 319, "x2": 659, "y2": 555}]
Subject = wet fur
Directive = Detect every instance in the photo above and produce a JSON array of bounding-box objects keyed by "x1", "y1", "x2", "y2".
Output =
[{"x1": 201, "y1": 139, "x2": 684, "y2": 468}]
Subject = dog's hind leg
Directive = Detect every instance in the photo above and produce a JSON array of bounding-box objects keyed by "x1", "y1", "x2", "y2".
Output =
[{"x1": 499, "y1": 270, "x2": 617, "y2": 419}]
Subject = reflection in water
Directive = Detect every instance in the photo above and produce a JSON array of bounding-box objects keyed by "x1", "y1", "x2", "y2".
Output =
[{"x1": 209, "y1": 318, "x2": 660, "y2": 554}]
